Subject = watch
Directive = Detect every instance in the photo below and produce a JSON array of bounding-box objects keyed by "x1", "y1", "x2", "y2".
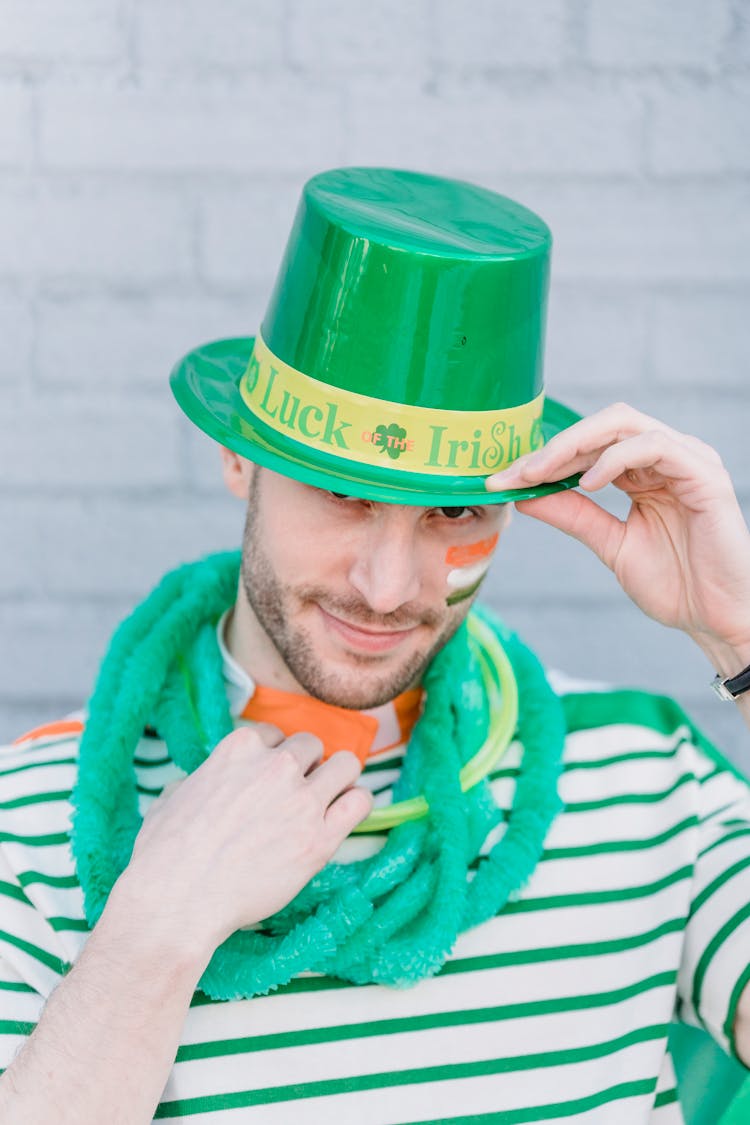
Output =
[{"x1": 711, "y1": 662, "x2": 750, "y2": 702}]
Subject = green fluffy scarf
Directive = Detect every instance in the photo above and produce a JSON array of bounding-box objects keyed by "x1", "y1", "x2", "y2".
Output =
[{"x1": 70, "y1": 551, "x2": 565, "y2": 1001}]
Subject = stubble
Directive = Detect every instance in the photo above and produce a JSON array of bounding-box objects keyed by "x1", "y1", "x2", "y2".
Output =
[{"x1": 238, "y1": 472, "x2": 471, "y2": 709}]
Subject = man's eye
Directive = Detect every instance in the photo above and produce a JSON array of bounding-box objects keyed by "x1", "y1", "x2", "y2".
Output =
[
  {"x1": 328, "y1": 490, "x2": 365, "y2": 506},
  {"x1": 439, "y1": 506, "x2": 473, "y2": 520}
]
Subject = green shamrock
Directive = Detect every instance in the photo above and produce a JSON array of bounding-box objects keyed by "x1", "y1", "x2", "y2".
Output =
[{"x1": 374, "y1": 422, "x2": 408, "y2": 460}]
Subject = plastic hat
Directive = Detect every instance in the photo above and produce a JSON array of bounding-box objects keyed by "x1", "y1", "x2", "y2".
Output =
[{"x1": 170, "y1": 167, "x2": 581, "y2": 506}]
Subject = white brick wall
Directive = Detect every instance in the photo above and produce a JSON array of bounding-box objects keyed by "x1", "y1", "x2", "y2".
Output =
[
  {"x1": 648, "y1": 79, "x2": 750, "y2": 175},
  {"x1": 198, "y1": 181, "x2": 304, "y2": 286},
  {"x1": 433, "y1": 0, "x2": 569, "y2": 70},
  {"x1": 36, "y1": 294, "x2": 250, "y2": 387},
  {"x1": 135, "y1": 0, "x2": 285, "y2": 73},
  {"x1": 0, "y1": 0, "x2": 748, "y2": 765},
  {"x1": 651, "y1": 292, "x2": 750, "y2": 390},
  {"x1": 0, "y1": 295, "x2": 33, "y2": 383},
  {"x1": 287, "y1": 0, "x2": 431, "y2": 74},
  {"x1": 38, "y1": 80, "x2": 345, "y2": 174},
  {"x1": 345, "y1": 79, "x2": 646, "y2": 174},
  {"x1": 526, "y1": 182, "x2": 750, "y2": 282},
  {"x1": 586, "y1": 0, "x2": 730, "y2": 70},
  {"x1": 0, "y1": 82, "x2": 33, "y2": 169},
  {"x1": 0, "y1": 398, "x2": 182, "y2": 489},
  {"x1": 0, "y1": 0, "x2": 123, "y2": 63},
  {"x1": 0, "y1": 494, "x2": 241, "y2": 598},
  {"x1": 729, "y1": 0, "x2": 750, "y2": 68},
  {"x1": 0, "y1": 184, "x2": 193, "y2": 282}
]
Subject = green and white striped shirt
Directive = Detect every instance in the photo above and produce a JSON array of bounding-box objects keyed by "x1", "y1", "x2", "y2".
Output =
[{"x1": 1, "y1": 652, "x2": 749, "y2": 1122}]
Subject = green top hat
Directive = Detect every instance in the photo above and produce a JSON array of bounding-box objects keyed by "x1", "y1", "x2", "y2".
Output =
[{"x1": 170, "y1": 167, "x2": 580, "y2": 506}]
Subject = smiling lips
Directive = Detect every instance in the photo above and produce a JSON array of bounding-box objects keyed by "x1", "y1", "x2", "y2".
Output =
[{"x1": 317, "y1": 606, "x2": 420, "y2": 653}]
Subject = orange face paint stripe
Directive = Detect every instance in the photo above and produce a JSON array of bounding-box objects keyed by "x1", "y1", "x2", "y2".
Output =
[{"x1": 445, "y1": 532, "x2": 499, "y2": 568}]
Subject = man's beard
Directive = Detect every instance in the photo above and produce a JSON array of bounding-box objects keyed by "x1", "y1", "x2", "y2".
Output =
[{"x1": 239, "y1": 490, "x2": 469, "y2": 711}]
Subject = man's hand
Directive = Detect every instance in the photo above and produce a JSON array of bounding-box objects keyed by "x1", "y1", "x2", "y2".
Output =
[
  {"x1": 0, "y1": 726, "x2": 372, "y2": 1125},
  {"x1": 486, "y1": 402, "x2": 750, "y2": 658},
  {"x1": 120, "y1": 723, "x2": 373, "y2": 957}
]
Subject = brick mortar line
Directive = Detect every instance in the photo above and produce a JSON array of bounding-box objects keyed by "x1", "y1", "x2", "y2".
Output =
[
  {"x1": 8, "y1": 281, "x2": 267, "y2": 301},
  {"x1": 0, "y1": 486, "x2": 233, "y2": 502},
  {"x1": 720, "y1": 0, "x2": 749, "y2": 66},
  {"x1": 13, "y1": 67, "x2": 750, "y2": 93},
  {"x1": 2, "y1": 171, "x2": 750, "y2": 192},
  {"x1": 7, "y1": 280, "x2": 750, "y2": 300},
  {"x1": 13, "y1": 169, "x2": 750, "y2": 185}
]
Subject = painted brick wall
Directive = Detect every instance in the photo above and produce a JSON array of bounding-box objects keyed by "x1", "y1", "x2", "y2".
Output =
[{"x1": 1, "y1": 0, "x2": 749, "y2": 764}]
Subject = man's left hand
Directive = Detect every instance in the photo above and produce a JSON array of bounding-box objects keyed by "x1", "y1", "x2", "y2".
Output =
[{"x1": 486, "y1": 402, "x2": 750, "y2": 657}]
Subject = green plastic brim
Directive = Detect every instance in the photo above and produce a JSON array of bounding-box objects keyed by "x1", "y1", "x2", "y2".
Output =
[{"x1": 170, "y1": 337, "x2": 582, "y2": 507}]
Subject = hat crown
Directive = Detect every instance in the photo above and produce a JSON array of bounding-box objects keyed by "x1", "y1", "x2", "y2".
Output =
[
  {"x1": 303, "y1": 166, "x2": 548, "y2": 257},
  {"x1": 261, "y1": 167, "x2": 551, "y2": 412},
  {"x1": 170, "y1": 166, "x2": 580, "y2": 508}
]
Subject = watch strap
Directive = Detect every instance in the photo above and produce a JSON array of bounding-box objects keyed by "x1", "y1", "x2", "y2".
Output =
[{"x1": 712, "y1": 662, "x2": 750, "y2": 701}]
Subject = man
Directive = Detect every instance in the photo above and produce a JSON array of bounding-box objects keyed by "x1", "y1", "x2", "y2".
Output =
[{"x1": 1, "y1": 167, "x2": 750, "y2": 1123}]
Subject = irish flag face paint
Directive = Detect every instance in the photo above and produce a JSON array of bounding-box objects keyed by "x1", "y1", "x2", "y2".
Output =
[{"x1": 445, "y1": 532, "x2": 499, "y2": 605}]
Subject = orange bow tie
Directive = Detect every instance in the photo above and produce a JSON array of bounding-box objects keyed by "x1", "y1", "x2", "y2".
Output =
[{"x1": 240, "y1": 685, "x2": 423, "y2": 765}]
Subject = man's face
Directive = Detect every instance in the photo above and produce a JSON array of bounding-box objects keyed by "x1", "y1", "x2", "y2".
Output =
[{"x1": 238, "y1": 466, "x2": 506, "y2": 710}]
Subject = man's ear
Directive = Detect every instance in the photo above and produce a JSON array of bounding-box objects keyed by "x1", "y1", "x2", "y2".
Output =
[{"x1": 219, "y1": 446, "x2": 255, "y2": 500}]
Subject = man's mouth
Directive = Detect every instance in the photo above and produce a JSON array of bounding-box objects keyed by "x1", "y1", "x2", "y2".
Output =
[{"x1": 317, "y1": 605, "x2": 421, "y2": 653}]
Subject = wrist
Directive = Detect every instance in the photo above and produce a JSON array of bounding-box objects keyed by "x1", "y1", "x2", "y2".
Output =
[
  {"x1": 692, "y1": 634, "x2": 750, "y2": 681},
  {"x1": 100, "y1": 870, "x2": 218, "y2": 982}
]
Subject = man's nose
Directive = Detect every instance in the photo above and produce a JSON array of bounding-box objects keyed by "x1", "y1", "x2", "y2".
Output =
[{"x1": 347, "y1": 516, "x2": 422, "y2": 615}]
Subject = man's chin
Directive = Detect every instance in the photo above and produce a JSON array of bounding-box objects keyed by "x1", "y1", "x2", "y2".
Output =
[
  {"x1": 294, "y1": 605, "x2": 469, "y2": 709},
  {"x1": 294, "y1": 648, "x2": 427, "y2": 711}
]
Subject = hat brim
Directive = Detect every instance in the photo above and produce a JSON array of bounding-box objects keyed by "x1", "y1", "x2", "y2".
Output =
[{"x1": 170, "y1": 337, "x2": 583, "y2": 507}]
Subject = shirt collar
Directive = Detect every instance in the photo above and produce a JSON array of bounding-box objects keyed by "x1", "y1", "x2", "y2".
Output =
[{"x1": 216, "y1": 608, "x2": 257, "y2": 717}]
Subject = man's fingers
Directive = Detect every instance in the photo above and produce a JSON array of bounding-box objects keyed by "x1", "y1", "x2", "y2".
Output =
[
  {"x1": 323, "y1": 785, "x2": 374, "y2": 843},
  {"x1": 502, "y1": 449, "x2": 601, "y2": 485},
  {"x1": 307, "y1": 749, "x2": 364, "y2": 806},
  {"x1": 487, "y1": 404, "x2": 726, "y2": 496},
  {"x1": 577, "y1": 430, "x2": 719, "y2": 492},
  {"x1": 278, "y1": 732, "x2": 325, "y2": 775},
  {"x1": 515, "y1": 491, "x2": 625, "y2": 570},
  {"x1": 486, "y1": 403, "x2": 677, "y2": 491},
  {"x1": 252, "y1": 722, "x2": 287, "y2": 748},
  {"x1": 522, "y1": 403, "x2": 676, "y2": 480}
]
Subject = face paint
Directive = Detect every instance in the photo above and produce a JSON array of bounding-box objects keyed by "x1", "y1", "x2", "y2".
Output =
[
  {"x1": 445, "y1": 533, "x2": 499, "y2": 569},
  {"x1": 444, "y1": 532, "x2": 499, "y2": 605},
  {"x1": 446, "y1": 574, "x2": 489, "y2": 606}
]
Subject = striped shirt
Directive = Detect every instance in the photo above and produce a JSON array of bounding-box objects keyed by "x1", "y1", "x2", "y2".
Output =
[{"x1": 1, "y1": 632, "x2": 750, "y2": 1122}]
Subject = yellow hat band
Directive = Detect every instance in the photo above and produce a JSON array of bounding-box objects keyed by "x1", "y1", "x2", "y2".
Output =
[{"x1": 239, "y1": 332, "x2": 545, "y2": 477}]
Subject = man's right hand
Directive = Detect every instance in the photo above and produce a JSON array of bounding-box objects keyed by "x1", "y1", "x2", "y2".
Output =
[
  {"x1": 0, "y1": 721, "x2": 371, "y2": 1123},
  {"x1": 116, "y1": 724, "x2": 373, "y2": 958}
]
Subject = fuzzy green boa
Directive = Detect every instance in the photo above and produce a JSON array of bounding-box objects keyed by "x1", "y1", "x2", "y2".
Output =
[{"x1": 70, "y1": 552, "x2": 566, "y2": 1000}]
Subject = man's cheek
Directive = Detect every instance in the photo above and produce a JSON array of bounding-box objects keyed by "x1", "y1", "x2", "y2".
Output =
[{"x1": 444, "y1": 532, "x2": 499, "y2": 606}]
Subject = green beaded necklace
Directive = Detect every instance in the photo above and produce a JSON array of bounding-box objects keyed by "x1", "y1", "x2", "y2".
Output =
[{"x1": 70, "y1": 551, "x2": 566, "y2": 1000}]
